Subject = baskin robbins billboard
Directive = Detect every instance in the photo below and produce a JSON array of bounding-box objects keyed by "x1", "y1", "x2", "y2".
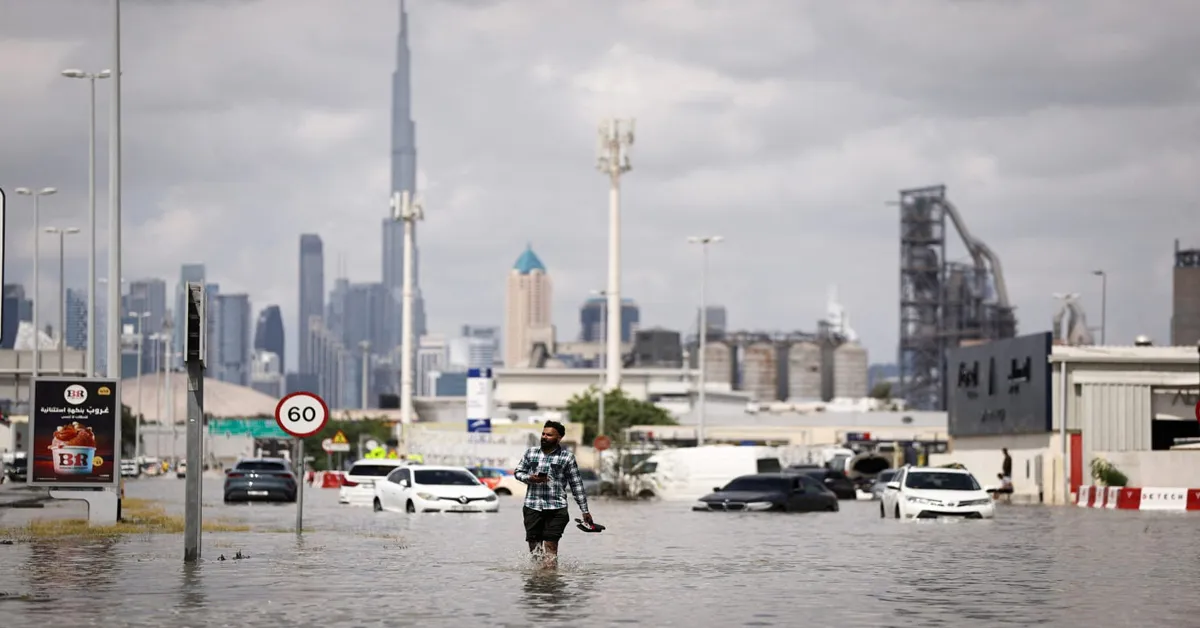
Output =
[{"x1": 28, "y1": 377, "x2": 121, "y2": 487}]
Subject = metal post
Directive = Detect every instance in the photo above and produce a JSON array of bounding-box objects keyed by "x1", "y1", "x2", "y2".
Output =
[
  {"x1": 58, "y1": 230, "x2": 66, "y2": 375},
  {"x1": 294, "y1": 438, "x2": 305, "y2": 533},
  {"x1": 697, "y1": 247, "x2": 708, "y2": 446},
  {"x1": 87, "y1": 76, "x2": 97, "y2": 376},
  {"x1": 106, "y1": 0, "x2": 123, "y2": 382},
  {"x1": 34, "y1": 195, "x2": 41, "y2": 377},
  {"x1": 360, "y1": 340, "x2": 370, "y2": 409},
  {"x1": 598, "y1": 296, "x2": 606, "y2": 440},
  {"x1": 183, "y1": 358, "x2": 203, "y2": 562},
  {"x1": 1059, "y1": 359, "x2": 1068, "y2": 505},
  {"x1": 135, "y1": 316, "x2": 144, "y2": 458}
]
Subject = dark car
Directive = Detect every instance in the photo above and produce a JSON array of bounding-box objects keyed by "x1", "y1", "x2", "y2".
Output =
[
  {"x1": 693, "y1": 473, "x2": 839, "y2": 513},
  {"x1": 785, "y1": 466, "x2": 858, "y2": 500},
  {"x1": 224, "y1": 458, "x2": 297, "y2": 503},
  {"x1": 4, "y1": 453, "x2": 28, "y2": 483}
]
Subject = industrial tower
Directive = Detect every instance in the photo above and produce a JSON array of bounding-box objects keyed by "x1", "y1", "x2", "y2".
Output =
[{"x1": 897, "y1": 185, "x2": 1017, "y2": 411}]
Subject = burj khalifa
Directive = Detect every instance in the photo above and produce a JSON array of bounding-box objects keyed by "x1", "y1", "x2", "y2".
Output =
[{"x1": 382, "y1": 0, "x2": 426, "y2": 353}]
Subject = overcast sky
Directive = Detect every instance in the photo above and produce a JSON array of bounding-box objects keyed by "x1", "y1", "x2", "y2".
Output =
[{"x1": 1, "y1": 0, "x2": 1197, "y2": 371}]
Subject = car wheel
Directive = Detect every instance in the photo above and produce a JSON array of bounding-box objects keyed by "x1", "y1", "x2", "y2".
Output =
[
  {"x1": 894, "y1": 505, "x2": 901, "y2": 519},
  {"x1": 495, "y1": 488, "x2": 511, "y2": 496},
  {"x1": 373, "y1": 498, "x2": 383, "y2": 512},
  {"x1": 405, "y1": 500, "x2": 416, "y2": 513},
  {"x1": 637, "y1": 489, "x2": 655, "y2": 499}
]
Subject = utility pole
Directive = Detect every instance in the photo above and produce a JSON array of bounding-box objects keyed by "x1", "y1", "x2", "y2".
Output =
[
  {"x1": 688, "y1": 236, "x2": 723, "y2": 446},
  {"x1": 596, "y1": 118, "x2": 634, "y2": 391},
  {"x1": 106, "y1": 0, "x2": 124, "y2": 383},
  {"x1": 182, "y1": 283, "x2": 206, "y2": 563},
  {"x1": 390, "y1": 190, "x2": 423, "y2": 428},
  {"x1": 15, "y1": 187, "x2": 57, "y2": 377}
]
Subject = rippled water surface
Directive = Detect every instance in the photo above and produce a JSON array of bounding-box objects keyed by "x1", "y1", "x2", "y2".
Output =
[{"x1": 2, "y1": 478, "x2": 1200, "y2": 627}]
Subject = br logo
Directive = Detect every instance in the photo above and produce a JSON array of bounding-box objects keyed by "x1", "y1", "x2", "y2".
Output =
[{"x1": 64, "y1": 384, "x2": 88, "y2": 405}]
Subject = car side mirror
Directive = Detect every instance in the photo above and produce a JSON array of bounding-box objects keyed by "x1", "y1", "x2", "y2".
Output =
[
  {"x1": 399, "y1": 480, "x2": 410, "y2": 488},
  {"x1": 713, "y1": 487, "x2": 722, "y2": 493},
  {"x1": 886, "y1": 482, "x2": 900, "y2": 491}
]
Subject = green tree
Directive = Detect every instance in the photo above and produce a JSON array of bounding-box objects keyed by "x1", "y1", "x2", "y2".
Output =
[
  {"x1": 870, "y1": 382, "x2": 892, "y2": 401},
  {"x1": 566, "y1": 387, "x2": 677, "y2": 445}
]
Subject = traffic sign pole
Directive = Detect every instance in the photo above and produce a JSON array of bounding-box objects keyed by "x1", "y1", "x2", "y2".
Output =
[{"x1": 275, "y1": 392, "x2": 329, "y2": 535}]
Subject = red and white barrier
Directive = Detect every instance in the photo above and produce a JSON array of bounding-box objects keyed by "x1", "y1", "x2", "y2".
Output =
[{"x1": 1075, "y1": 485, "x2": 1200, "y2": 511}]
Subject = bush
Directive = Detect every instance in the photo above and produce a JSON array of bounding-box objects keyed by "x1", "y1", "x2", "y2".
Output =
[{"x1": 1089, "y1": 458, "x2": 1129, "y2": 487}]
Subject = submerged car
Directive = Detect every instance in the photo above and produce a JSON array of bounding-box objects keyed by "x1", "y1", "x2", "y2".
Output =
[
  {"x1": 693, "y1": 473, "x2": 839, "y2": 513},
  {"x1": 374, "y1": 465, "x2": 499, "y2": 513},
  {"x1": 339, "y1": 458, "x2": 412, "y2": 507},
  {"x1": 880, "y1": 466, "x2": 995, "y2": 520},
  {"x1": 869, "y1": 469, "x2": 898, "y2": 500},
  {"x1": 224, "y1": 458, "x2": 297, "y2": 503},
  {"x1": 785, "y1": 466, "x2": 858, "y2": 500}
]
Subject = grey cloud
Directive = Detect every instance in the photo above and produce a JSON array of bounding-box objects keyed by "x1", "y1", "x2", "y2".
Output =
[{"x1": 0, "y1": 0, "x2": 1195, "y2": 370}]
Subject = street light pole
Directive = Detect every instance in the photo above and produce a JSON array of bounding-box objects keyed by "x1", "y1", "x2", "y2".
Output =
[
  {"x1": 45, "y1": 227, "x2": 80, "y2": 374},
  {"x1": 133, "y1": 311, "x2": 148, "y2": 458},
  {"x1": 590, "y1": 289, "x2": 607, "y2": 440},
  {"x1": 360, "y1": 340, "x2": 370, "y2": 410},
  {"x1": 688, "y1": 236, "x2": 723, "y2": 446},
  {"x1": 62, "y1": 68, "x2": 111, "y2": 376},
  {"x1": 1092, "y1": 270, "x2": 1107, "y2": 345},
  {"x1": 107, "y1": 0, "x2": 124, "y2": 382},
  {"x1": 15, "y1": 187, "x2": 57, "y2": 377}
]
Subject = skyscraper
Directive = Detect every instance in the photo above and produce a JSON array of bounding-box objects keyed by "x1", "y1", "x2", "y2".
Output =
[
  {"x1": 298, "y1": 234, "x2": 325, "y2": 373},
  {"x1": 504, "y1": 245, "x2": 554, "y2": 367},
  {"x1": 65, "y1": 288, "x2": 87, "y2": 350},
  {"x1": 213, "y1": 293, "x2": 252, "y2": 386},
  {"x1": 254, "y1": 305, "x2": 285, "y2": 366},
  {"x1": 382, "y1": 0, "x2": 426, "y2": 357},
  {"x1": 579, "y1": 297, "x2": 640, "y2": 343}
]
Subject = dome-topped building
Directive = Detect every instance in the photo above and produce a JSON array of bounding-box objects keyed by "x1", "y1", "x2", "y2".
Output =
[{"x1": 505, "y1": 244, "x2": 555, "y2": 367}]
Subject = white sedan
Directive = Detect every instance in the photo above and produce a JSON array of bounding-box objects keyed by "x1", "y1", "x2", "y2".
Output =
[
  {"x1": 338, "y1": 458, "x2": 412, "y2": 507},
  {"x1": 373, "y1": 465, "x2": 499, "y2": 514},
  {"x1": 880, "y1": 466, "x2": 995, "y2": 520}
]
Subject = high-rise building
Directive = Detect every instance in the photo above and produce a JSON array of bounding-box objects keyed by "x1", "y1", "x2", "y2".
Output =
[
  {"x1": 2, "y1": 284, "x2": 33, "y2": 350},
  {"x1": 504, "y1": 245, "x2": 554, "y2": 367},
  {"x1": 447, "y1": 336, "x2": 495, "y2": 371},
  {"x1": 696, "y1": 305, "x2": 728, "y2": 339},
  {"x1": 254, "y1": 305, "x2": 285, "y2": 367},
  {"x1": 213, "y1": 293, "x2": 252, "y2": 386},
  {"x1": 341, "y1": 282, "x2": 389, "y2": 354},
  {"x1": 298, "y1": 234, "x2": 325, "y2": 374},
  {"x1": 1172, "y1": 240, "x2": 1200, "y2": 346},
  {"x1": 579, "y1": 296, "x2": 640, "y2": 343},
  {"x1": 250, "y1": 350, "x2": 284, "y2": 399},
  {"x1": 173, "y1": 264, "x2": 205, "y2": 365},
  {"x1": 416, "y1": 334, "x2": 447, "y2": 396},
  {"x1": 382, "y1": 0, "x2": 426, "y2": 358},
  {"x1": 307, "y1": 318, "x2": 348, "y2": 408},
  {"x1": 65, "y1": 288, "x2": 87, "y2": 350}
]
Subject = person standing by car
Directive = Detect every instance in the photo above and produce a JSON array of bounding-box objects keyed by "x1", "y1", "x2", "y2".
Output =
[
  {"x1": 1001, "y1": 448, "x2": 1013, "y2": 485},
  {"x1": 513, "y1": 420, "x2": 594, "y2": 568}
]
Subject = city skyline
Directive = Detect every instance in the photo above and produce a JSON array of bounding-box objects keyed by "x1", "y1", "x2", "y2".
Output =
[{"x1": 0, "y1": 0, "x2": 1195, "y2": 372}]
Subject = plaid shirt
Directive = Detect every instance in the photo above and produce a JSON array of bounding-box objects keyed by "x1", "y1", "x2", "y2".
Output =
[{"x1": 514, "y1": 445, "x2": 590, "y2": 514}]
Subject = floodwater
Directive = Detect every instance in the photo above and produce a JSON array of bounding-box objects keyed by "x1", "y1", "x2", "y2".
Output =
[{"x1": 2, "y1": 479, "x2": 1200, "y2": 627}]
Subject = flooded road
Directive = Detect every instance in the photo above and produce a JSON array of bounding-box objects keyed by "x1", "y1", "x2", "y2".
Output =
[{"x1": 3, "y1": 478, "x2": 1200, "y2": 627}]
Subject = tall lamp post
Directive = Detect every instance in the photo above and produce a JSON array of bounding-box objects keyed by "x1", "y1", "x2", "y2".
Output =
[
  {"x1": 1092, "y1": 270, "x2": 1107, "y2": 345},
  {"x1": 45, "y1": 227, "x2": 81, "y2": 374},
  {"x1": 130, "y1": 311, "x2": 149, "y2": 461},
  {"x1": 359, "y1": 340, "x2": 370, "y2": 410},
  {"x1": 687, "y1": 235, "x2": 723, "y2": 446},
  {"x1": 15, "y1": 187, "x2": 57, "y2": 376},
  {"x1": 107, "y1": 0, "x2": 125, "y2": 383},
  {"x1": 590, "y1": 289, "x2": 608, "y2": 441},
  {"x1": 61, "y1": 68, "x2": 111, "y2": 377}
]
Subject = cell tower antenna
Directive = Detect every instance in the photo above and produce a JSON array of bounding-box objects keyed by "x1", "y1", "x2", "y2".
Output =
[{"x1": 595, "y1": 118, "x2": 635, "y2": 392}]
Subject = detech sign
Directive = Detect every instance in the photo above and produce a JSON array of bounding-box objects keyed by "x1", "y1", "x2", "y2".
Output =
[{"x1": 946, "y1": 332, "x2": 1052, "y2": 437}]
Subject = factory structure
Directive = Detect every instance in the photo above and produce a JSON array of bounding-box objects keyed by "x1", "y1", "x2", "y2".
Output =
[
  {"x1": 688, "y1": 287, "x2": 870, "y2": 403},
  {"x1": 897, "y1": 185, "x2": 1018, "y2": 411}
]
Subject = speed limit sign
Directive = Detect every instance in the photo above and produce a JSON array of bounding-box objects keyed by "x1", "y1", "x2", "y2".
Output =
[{"x1": 274, "y1": 391, "x2": 329, "y2": 438}]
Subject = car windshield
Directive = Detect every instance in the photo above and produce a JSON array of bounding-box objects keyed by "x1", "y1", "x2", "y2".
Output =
[
  {"x1": 721, "y1": 476, "x2": 787, "y2": 493},
  {"x1": 904, "y1": 471, "x2": 981, "y2": 491},
  {"x1": 348, "y1": 464, "x2": 400, "y2": 477},
  {"x1": 235, "y1": 461, "x2": 287, "y2": 472},
  {"x1": 876, "y1": 470, "x2": 897, "y2": 483},
  {"x1": 414, "y1": 469, "x2": 480, "y2": 486},
  {"x1": 579, "y1": 469, "x2": 599, "y2": 481}
]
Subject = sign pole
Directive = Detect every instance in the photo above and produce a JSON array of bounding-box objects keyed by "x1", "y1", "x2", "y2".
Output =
[
  {"x1": 294, "y1": 437, "x2": 305, "y2": 534},
  {"x1": 274, "y1": 391, "x2": 328, "y2": 537},
  {"x1": 183, "y1": 282, "x2": 206, "y2": 563}
]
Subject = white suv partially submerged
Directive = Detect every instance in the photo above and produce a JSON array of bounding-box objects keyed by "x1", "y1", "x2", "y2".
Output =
[
  {"x1": 338, "y1": 459, "x2": 412, "y2": 507},
  {"x1": 881, "y1": 466, "x2": 995, "y2": 520}
]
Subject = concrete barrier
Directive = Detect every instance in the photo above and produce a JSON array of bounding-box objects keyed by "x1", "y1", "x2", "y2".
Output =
[{"x1": 1075, "y1": 485, "x2": 1200, "y2": 511}]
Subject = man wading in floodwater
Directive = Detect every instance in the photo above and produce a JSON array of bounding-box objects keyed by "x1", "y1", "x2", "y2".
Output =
[{"x1": 514, "y1": 420, "x2": 594, "y2": 568}]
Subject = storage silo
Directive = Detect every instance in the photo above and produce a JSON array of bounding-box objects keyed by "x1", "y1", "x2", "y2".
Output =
[
  {"x1": 702, "y1": 341, "x2": 734, "y2": 389},
  {"x1": 741, "y1": 342, "x2": 778, "y2": 402},
  {"x1": 832, "y1": 342, "x2": 869, "y2": 398},
  {"x1": 786, "y1": 341, "x2": 822, "y2": 401}
]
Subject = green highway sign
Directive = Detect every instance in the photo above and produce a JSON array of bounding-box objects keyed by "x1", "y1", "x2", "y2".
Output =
[{"x1": 208, "y1": 418, "x2": 289, "y2": 439}]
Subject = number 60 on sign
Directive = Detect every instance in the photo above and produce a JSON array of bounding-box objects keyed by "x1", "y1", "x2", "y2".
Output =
[{"x1": 274, "y1": 392, "x2": 329, "y2": 438}]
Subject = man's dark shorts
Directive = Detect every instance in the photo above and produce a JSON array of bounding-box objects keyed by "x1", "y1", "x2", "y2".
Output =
[{"x1": 523, "y1": 506, "x2": 570, "y2": 543}]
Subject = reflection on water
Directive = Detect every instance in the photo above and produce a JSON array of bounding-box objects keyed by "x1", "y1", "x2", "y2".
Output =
[{"x1": 2, "y1": 478, "x2": 1200, "y2": 627}]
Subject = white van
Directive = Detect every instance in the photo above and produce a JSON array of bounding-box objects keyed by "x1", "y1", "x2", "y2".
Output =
[{"x1": 626, "y1": 445, "x2": 783, "y2": 501}]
